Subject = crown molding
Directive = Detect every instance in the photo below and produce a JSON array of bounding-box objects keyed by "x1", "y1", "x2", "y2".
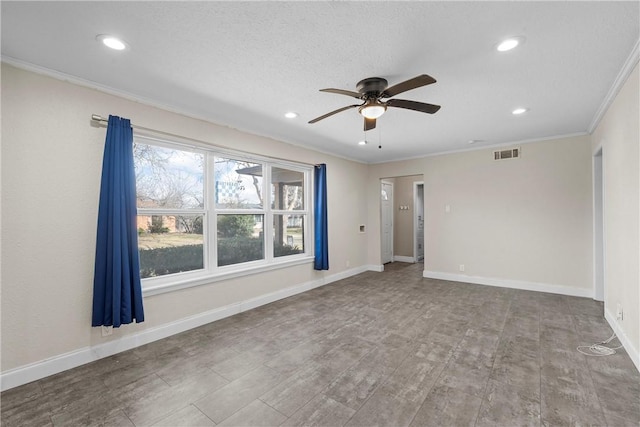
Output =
[
  {"x1": 588, "y1": 38, "x2": 640, "y2": 133},
  {"x1": 368, "y1": 131, "x2": 589, "y2": 164},
  {"x1": 1, "y1": 56, "x2": 367, "y2": 165}
]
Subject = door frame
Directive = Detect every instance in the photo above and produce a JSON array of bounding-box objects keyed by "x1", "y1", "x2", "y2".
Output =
[
  {"x1": 380, "y1": 180, "x2": 394, "y2": 264},
  {"x1": 593, "y1": 145, "x2": 605, "y2": 301},
  {"x1": 413, "y1": 181, "x2": 424, "y2": 262}
]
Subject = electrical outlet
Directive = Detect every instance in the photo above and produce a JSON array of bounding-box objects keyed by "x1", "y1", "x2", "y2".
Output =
[
  {"x1": 616, "y1": 304, "x2": 624, "y2": 321},
  {"x1": 346, "y1": 260, "x2": 350, "y2": 267},
  {"x1": 459, "y1": 264, "x2": 465, "y2": 272},
  {"x1": 102, "y1": 325, "x2": 113, "y2": 337}
]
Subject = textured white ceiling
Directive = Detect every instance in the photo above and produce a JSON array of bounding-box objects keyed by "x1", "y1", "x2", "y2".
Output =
[{"x1": 2, "y1": 1, "x2": 638, "y2": 163}]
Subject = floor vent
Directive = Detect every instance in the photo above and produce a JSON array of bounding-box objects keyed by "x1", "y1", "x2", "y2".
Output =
[{"x1": 494, "y1": 147, "x2": 520, "y2": 160}]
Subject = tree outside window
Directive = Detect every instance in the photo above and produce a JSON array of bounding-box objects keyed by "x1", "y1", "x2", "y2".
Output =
[{"x1": 133, "y1": 138, "x2": 310, "y2": 283}]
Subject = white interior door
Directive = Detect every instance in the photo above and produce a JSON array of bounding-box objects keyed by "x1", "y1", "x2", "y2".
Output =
[
  {"x1": 415, "y1": 183, "x2": 424, "y2": 262},
  {"x1": 381, "y1": 181, "x2": 393, "y2": 264}
]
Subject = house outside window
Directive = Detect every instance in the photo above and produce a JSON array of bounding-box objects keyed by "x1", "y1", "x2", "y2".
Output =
[{"x1": 133, "y1": 136, "x2": 312, "y2": 291}]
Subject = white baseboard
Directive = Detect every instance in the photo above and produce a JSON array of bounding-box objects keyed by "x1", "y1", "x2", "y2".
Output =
[
  {"x1": 604, "y1": 309, "x2": 640, "y2": 373},
  {"x1": 367, "y1": 264, "x2": 384, "y2": 272},
  {"x1": 393, "y1": 256, "x2": 416, "y2": 263},
  {"x1": 0, "y1": 266, "x2": 368, "y2": 392},
  {"x1": 422, "y1": 270, "x2": 593, "y2": 298}
]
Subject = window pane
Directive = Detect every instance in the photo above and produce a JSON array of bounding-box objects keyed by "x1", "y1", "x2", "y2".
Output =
[
  {"x1": 273, "y1": 214, "x2": 305, "y2": 257},
  {"x1": 271, "y1": 167, "x2": 304, "y2": 210},
  {"x1": 134, "y1": 143, "x2": 204, "y2": 209},
  {"x1": 217, "y1": 214, "x2": 264, "y2": 266},
  {"x1": 137, "y1": 215, "x2": 204, "y2": 278},
  {"x1": 215, "y1": 158, "x2": 263, "y2": 209}
]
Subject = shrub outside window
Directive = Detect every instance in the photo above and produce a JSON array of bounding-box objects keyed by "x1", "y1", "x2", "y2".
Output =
[
  {"x1": 217, "y1": 214, "x2": 264, "y2": 266},
  {"x1": 134, "y1": 142, "x2": 205, "y2": 278},
  {"x1": 133, "y1": 136, "x2": 311, "y2": 288},
  {"x1": 138, "y1": 214, "x2": 205, "y2": 278}
]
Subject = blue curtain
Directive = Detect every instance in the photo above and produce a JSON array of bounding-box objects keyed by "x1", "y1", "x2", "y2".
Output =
[
  {"x1": 92, "y1": 115, "x2": 145, "y2": 327},
  {"x1": 314, "y1": 164, "x2": 329, "y2": 270}
]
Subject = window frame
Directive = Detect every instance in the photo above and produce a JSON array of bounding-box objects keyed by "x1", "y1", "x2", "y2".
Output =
[{"x1": 133, "y1": 134, "x2": 314, "y2": 296}]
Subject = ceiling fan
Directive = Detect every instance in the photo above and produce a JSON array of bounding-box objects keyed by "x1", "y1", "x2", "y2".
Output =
[{"x1": 309, "y1": 74, "x2": 441, "y2": 131}]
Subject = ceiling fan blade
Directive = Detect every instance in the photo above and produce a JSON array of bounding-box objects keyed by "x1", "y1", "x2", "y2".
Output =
[
  {"x1": 386, "y1": 98, "x2": 441, "y2": 114},
  {"x1": 319, "y1": 88, "x2": 362, "y2": 99},
  {"x1": 308, "y1": 104, "x2": 359, "y2": 124},
  {"x1": 364, "y1": 117, "x2": 376, "y2": 131},
  {"x1": 382, "y1": 74, "x2": 436, "y2": 98}
]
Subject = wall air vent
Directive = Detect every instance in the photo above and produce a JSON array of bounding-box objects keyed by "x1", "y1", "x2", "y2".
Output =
[{"x1": 493, "y1": 147, "x2": 520, "y2": 160}]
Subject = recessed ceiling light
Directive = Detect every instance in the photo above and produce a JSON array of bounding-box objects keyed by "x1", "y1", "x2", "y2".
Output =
[
  {"x1": 512, "y1": 107, "x2": 529, "y2": 115},
  {"x1": 468, "y1": 139, "x2": 481, "y2": 144},
  {"x1": 358, "y1": 140, "x2": 367, "y2": 146},
  {"x1": 284, "y1": 112, "x2": 298, "y2": 119},
  {"x1": 96, "y1": 34, "x2": 128, "y2": 51},
  {"x1": 497, "y1": 36, "x2": 525, "y2": 52}
]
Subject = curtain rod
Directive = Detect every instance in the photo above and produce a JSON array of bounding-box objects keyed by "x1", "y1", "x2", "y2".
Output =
[{"x1": 90, "y1": 114, "x2": 319, "y2": 168}]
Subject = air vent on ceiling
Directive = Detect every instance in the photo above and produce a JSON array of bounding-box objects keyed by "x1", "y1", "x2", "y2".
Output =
[{"x1": 494, "y1": 147, "x2": 520, "y2": 160}]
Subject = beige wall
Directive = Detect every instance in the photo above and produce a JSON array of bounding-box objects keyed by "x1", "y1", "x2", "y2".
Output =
[
  {"x1": 369, "y1": 135, "x2": 594, "y2": 294},
  {"x1": 590, "y1": 63, "x2": 639, "y2": 361},
  {"x1": 392, "y1": 175, "x2": 422, "y2": 258},
  {"x1": 1, "y1": 64, "x2": 369, "y2": 372},
  {"x1": 424, "y1": 136, "x2": 593, "y2": 288},
  {"x1": 3, "y1": 60, "x2": 636, "y2": 381}
]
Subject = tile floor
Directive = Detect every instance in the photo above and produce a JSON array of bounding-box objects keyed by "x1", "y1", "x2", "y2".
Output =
[{"x1": 2, "y1": 262, "x2": 639, "y2": 426}]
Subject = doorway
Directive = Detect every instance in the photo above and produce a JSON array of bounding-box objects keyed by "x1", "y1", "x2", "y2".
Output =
[
  {"x1": 593, "y1": 148, "x2": 604, "y2": 301},
  {"x1": 381, "y1": 180, "x2": 394, "y2": 264},
  {"x1": 414, "y1": 182, "x2": 424, "y2": 262}
]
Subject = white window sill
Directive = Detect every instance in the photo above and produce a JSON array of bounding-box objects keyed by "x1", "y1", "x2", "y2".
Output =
[{"x1": 142, "y1": 255, "x2": 315, "y2": 297}]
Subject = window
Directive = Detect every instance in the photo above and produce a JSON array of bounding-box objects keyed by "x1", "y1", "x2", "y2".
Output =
[
  {"x1": 133, "y1": 136, "x2": 312, "y2": 289},
  {"x1": 271, "y1": 167, "x2": 306, "y2": 258},
  {"x1": 134, "y1": 143, "x2": 205, "y2": 279}
]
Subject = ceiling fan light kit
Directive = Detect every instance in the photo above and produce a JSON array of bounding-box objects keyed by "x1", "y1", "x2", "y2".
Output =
[
  {"x1": 309, "y1": 74, "x2": 440, "y2": 131},
  {"x1": 359, "y1": 101, "x2": 386, "y2": 119}
]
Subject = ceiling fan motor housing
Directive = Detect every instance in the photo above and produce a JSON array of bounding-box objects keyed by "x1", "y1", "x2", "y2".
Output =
[{"x1": 357, "y1": 77, "x2": 388, "y2": 97}]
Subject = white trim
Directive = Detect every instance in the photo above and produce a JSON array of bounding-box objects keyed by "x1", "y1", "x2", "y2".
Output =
[
  {"x1": 393, "y1": 256, "x2": 416, "y2": 263},
  {"x1": 367, "y1": 264, "x2": 384, "y2": 272},
  {"x1": 413, "y1": 181, "x2": 425, "y2": 263},
  {"x1": 592, "y1": 146, "x2": 605, "y2": 302},
  {"x1": 143, "y1": 256, "x2": 315, "y2": 297},
  {"x1": 0, "y1": 265, "x2": 368, "y2": 391},
  {"x1": 0, "y1": 56, "x2": 367, "y2": 166},
  {"x1": 413, "y1": 183, "x2": 418, "y2": 262},
  {"x1": 368, "y1": 132, "x2": 589, "y2": 164},
  {"x1": 1, "y1": 56, "x2": 601, "y2": 166},
  {"x1": 604, "y1": 309, "x2": 640, "y2": 373},
  {"x1": 380, "y1": 180, "x2": 394, "y2": 264},
  {"x1": 588, "y1": 39, "x2": 640, "y2": 133},
  {"x1": 422, "y1": 270, "x2": 593, "y2": 298}
]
